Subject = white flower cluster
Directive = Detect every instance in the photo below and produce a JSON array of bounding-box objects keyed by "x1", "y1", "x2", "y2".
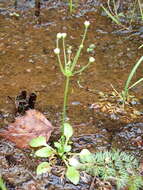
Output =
[
  {"x1": 56, "y1": 33, "x2": 67, "y2": 39},
  {"x1": 54, "y1": 48, "x2": 60, "y2": 54},
  {"x1": 84, "y1": 21, "x2": 90, "y2": 27},
  {"x1": 89, "y1": 57, "x2": 95, "y2": 63}
]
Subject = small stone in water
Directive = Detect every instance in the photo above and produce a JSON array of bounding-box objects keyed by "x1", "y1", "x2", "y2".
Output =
[
  {"x1": 71, "y1": 101, "x2": 81, "y2": 105},
  {"x1": 26, "y1": 69, "x2": 31, "y2": 72}
]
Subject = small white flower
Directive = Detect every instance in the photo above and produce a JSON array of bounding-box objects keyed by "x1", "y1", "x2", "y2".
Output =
[
  {"x1": 84, "y1": 21, "x2": 90, "y2": 27},
  {"x1": 54, "y1": 48, "x2": 60, "y2": 54},
  {"x1": 89, "y1": 57, "x2": 95, "y2": 63},
  {"x1": 57, "y1": 33, "x2": 62, "y2": 39},
  {"x1": 67, "y1": 48, "x2": 72, "y2": 54},
  {"x1": 79, "y1": 44, "x2": 83, "y2": 49},
  {"x1": 69, "y1": 157, "x2": 80, "y2": 168},
  {"x1": 62, "y1": 33, "x2": 67, "y2": 38}
]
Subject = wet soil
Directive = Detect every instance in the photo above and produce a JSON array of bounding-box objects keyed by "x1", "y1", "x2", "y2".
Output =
[{"x1": 0, "y1": 0, "x2": 143, "y2": 189}]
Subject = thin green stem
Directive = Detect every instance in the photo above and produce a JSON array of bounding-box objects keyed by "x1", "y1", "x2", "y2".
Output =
[
  {"x1": 57, "y1": 54, "x2": 65, "y2": 75},
  {"x1": 129, "y1": 78, "x2": 143, "y2": 89},
  {"x1": 81, "y1": 26, "x2": 88, "y2": 45},
  {"x1": 71, "y1": 26, "x2": 88, "y2": 72},
  {"x1": 56, "y1": 38, "x2": 59, "y2": 49},
  {"x1": 102, "y1": 5, "x2": 121, "y2": 25},
  {"x1": 56, "y1": 38, "x2": 65, "y2": 74},
  {"x1": 62, "y1": 76, "x2": 70, "y2": 129},
  {"x1": 73, "y1": 61, "x2": 91, "y2": 75},
  {"x1": 68, "y1": 52, "x2": 72, "y2": 64},
  {"x1": 63, "y1": 38, "x2": 67, "y2": 67},
  {"x1": 69, "y1": 0, "x2": 73, "y2": 13},
  {"x1": 63, "y1": 158, "x2": 69, "y2": 167}
]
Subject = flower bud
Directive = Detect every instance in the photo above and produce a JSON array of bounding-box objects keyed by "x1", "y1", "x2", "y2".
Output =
[
  {"x1": 84, "y1": 21, "x2": 90, "y2": 27},
  {"x1": 62, "y1": 33, "x2": 67, "y2": 38},
  {"x1": 67, "y1": 48, "x2": 72, "y2": 54},
  {"x1": 54, "y1": 48, "x2": 60, "y2": 54},
  {"x1": 79, "y1": 44, "x2": 83, "y2": 49},
  {"x1": 57, "y1": 33, "x2": 62, "y2": 39},
  {"x1": 89, "y1": 57, "x2": 95, "y2": 63}
]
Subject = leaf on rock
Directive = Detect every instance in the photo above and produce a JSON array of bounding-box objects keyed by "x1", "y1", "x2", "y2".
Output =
[{"x1": 0, "y1": 110, "x2": 54, "y2": 148}]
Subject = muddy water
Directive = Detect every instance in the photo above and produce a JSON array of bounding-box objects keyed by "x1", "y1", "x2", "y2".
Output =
[{"x1": 0, "y1": 0, "x2": 143, "y2": 189}]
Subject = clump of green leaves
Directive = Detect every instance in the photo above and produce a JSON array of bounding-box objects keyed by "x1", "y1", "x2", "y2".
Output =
[
  {"x1": 29, "y1": 123, "x2": 80, "y2": 184},
  {"x1": 29, "y1": 123, "x2": 73, "y2": 166},
  {"x1": 69, "y1": 149, "x2": 143, "y2": 190}
]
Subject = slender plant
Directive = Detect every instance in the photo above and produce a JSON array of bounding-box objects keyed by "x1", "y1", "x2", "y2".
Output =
[
  {"x1": 29, "y1": 21, "x2": 95, "y2": 184},
  {"x1": 122, "y1": 56, "x2": 143, "y2": 103},
  {"x1": 29, "y1": 25, "x2": 143, "y2": 187},
  {"x1": 54, "y1": 21, "x2": 95, "y2": 130}
]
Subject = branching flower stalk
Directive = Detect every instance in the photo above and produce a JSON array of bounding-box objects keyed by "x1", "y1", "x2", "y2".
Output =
[{"x1": 54, "y1": 21, "x2": 95, "y2": 132}]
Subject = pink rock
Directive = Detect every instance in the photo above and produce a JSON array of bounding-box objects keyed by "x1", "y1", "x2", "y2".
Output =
[{"x1": 0, "y1": 110, "x2": 53, "y2": 148}]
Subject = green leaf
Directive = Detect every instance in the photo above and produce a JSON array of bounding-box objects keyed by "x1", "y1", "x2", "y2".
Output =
[
  {"x1": 54, "y1": 142, "x2": 65, "y2": 155},
  {"x1": 64, "y1": 145, "x2": 71, "y2": 152},
  {"x1": 63, "y1": 123, "x2": 73, "y2": 140},
  {"x1": 35, "y1": 147, "x2": 54, "y2": 157},
  {"x1": 54, "y1": 142, "x2": 61, "y2": 149},
  {"x1": 0, "y1": 176, "x2": 7, "y2": 190},
  {"x1": 66, "y1": 166, "x2": 80, "y2": 185},
  {"x1": 29, "y1": 136, "x2": 47, "y2": 147},
  {"x1": 36, "y1": 162, "x2": 51, "y2": 175}
]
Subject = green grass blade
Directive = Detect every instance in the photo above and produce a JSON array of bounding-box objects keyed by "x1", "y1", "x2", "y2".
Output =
[
  {"x1": 123, "y1": 56, "x2": 143, "y2": 101},
  {"x1": 138, "y1": 0, "x2": 143, "y2": 20},
  {"x1": 102, "y1": 5, "x2": 121, "y2": 25},
  {"x1": 129, "y1": 78, "x2": 143, "y2": 89},
  {"x1": 138, "y1": 44, "x2": 143, "y2": 49}
]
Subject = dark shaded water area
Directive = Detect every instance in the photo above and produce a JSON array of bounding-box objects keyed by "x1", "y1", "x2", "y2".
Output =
[{"x1": 0, "y1": 0, "x2": 143, "y2": 189}]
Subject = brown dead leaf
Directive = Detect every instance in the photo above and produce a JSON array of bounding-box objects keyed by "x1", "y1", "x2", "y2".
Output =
[{"x1": 0, "y1": 110, "x2": 53, "y2": 148}]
